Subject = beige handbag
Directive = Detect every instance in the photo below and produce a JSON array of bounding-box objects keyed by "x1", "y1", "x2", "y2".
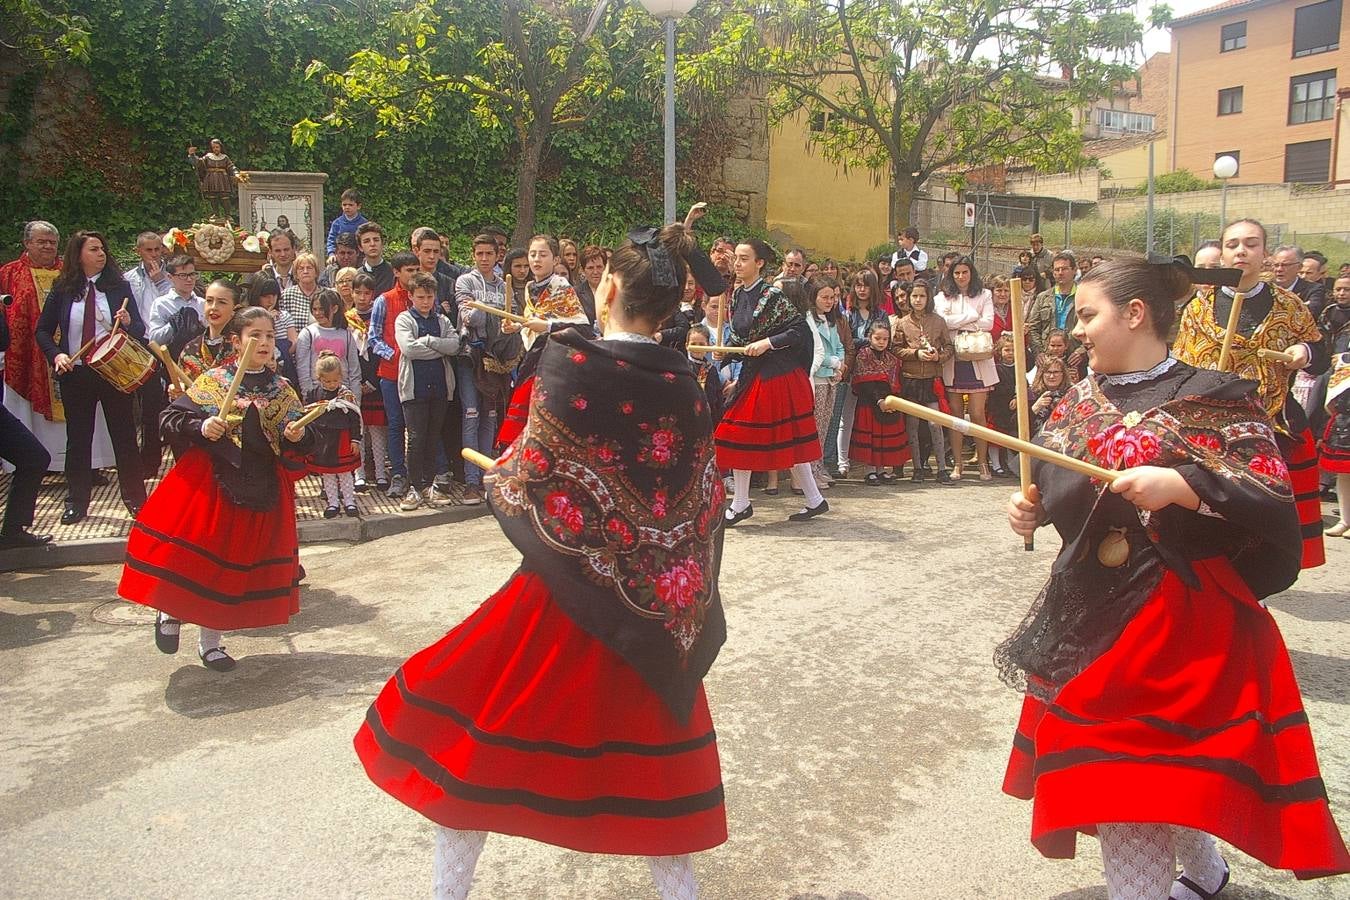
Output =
[{"x1": 954, "y1": 330, "x2": 993, "y2": 362}]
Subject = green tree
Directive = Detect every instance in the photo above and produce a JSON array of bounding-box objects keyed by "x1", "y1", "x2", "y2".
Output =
[
  {"x1": 688, "y1": 0, "x2": 1148, "y2": 234},
  {"x1": 0, "y1": 0, "x2": 91, "y2": 64},
  {"x1": 297, "y1": 0, "x2": 660, "y2": 245}
]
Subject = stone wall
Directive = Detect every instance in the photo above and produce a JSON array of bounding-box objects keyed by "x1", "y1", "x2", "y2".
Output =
[
  {"x1": 697, "y1": 84, "x2": 770, "y2": 228},
  {"x1": 1101, "y1": 183, "x2": 1350, "y2": 238}
]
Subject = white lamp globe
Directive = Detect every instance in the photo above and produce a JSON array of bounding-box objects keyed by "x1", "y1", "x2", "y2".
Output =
[
  {"x1": 1213, "y1": 155, "x2": 1238, "y2": 179},
  {"x1": 639, "y1": 0, "x2": 698, "y2": 19}
]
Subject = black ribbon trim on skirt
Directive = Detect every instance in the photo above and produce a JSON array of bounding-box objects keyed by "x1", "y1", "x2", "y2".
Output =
[
  {"x1": 131, "y1": 521, "x2": 296, "y2": 572},
  {"x1": 364, "y1": 708, "x2": 726, "y2": 819},
  {"x1": 718, "y1": 410, "x2": 816, "y2": 430},
  {"x1": 1301, "y1": 522, "x2": 1326, "y2": 538},
  {"x1": 1033, "y1": 747, "x2": 1329, "y2": 804},
  {"x1": 1046, "y1": 704, "x2": 1310, "y2": 742},
  {"x1": 1012, "y1": 731, "x2": 1035, "y2": 755},
  {"x1": 122, "y1": 556, "x2": 297, "y2": 605},
  {"x1": 392, "y1": 668, "x2": 717, "y2": 759}
]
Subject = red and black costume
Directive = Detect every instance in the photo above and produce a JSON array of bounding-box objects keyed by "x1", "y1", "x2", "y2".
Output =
[
  {"x1": 713, "y1": 279, "x2": 820, "y2": 470},
  {"x1": 177, "y1": 332, "x2": 236, "y2": 384},
  {"x1": 848, "y1": 346, "x2": 909, "y2": 468},
  {"x1": 1001, "y1": 358, "x2": 1350, "y2": 878},
  {"x1": 496, "y1": 276, "x2": 589, "y2": 447},
  {"x1": 119, "y1": 364, "x2": 311, "y2": 631},
  {"x1": 1322, "y1": 358, "x2": 1350, "y2": 474},
  {"x1": 356, "y1": 328, "x2": 728, "y2": 856},
  {"x1": 302, "y1": 386, "x2": 362, "y2": 475}
]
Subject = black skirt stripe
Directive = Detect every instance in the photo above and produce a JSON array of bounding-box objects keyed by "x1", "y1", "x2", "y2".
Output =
[
  {"x1": 1046, "y1": 703, "x2": 1309, "y2": 741},
  {"x1": 392, "y1": 669, "x2": 717, "y2": 758},
  {"x1": 121, "y1": 556, "x2": 297, "y2": 606},
  {"x1": 364, "y1": 707, "x2": 725, "y2": 819},
  {"x1": 715, "y1": 434, "x2": 819, "y2": 453},
  {"x1": 719, "y1": 410, "x2": 815, "y2": 430},
  {"x1": 1301, "y1": 522, "x2": 1326, "y2": 538},
  {"x1": 131, "y1": 521, "x2": 295, "y2": 572},
  {"x1": 1033, "y1": 747, "x2": 1328, "y2": 804},
  {"x1": 1294, "y1": 490, "x2": 1323, "y2": 503},
  {"x1": 1012, "y1": 731, "x2": 1035, "y2": 755},
  {"x1": 1287, "y1": 458, "x2": 1318, "y2": 472}
]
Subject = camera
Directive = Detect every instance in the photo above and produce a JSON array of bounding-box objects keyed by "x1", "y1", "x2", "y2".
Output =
[{"x1": 0, "y1": 293, "x2": 12, "y2": 307}]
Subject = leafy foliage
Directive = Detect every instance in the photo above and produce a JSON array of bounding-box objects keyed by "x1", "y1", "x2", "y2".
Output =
[{"x1": 1130, "y1": 169, "x2": 1221, "y2": 195}]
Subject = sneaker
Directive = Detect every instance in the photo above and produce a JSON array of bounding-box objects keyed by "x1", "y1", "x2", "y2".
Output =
[
  {"x1": 387, "y1": 474, "x2": 408, "y2": 499},
  {"x1": 399, "y1": 487, "x2": 423, "y2": 511},
  {"x1": 433, "y1": 473, "x2": 454, "y2": 492},
  {"x1": 429, "y1": 485, "x2": 454, "y2": 506},
  {"x1": 461, "y1": 485, "x2": 484, "y2": 506}
]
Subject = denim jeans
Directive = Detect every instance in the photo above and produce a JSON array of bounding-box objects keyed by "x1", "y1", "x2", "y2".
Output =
[
  {"x1": 379, "y1": 377, "x2": 407, "y2": 477},
  {"x1": 402, "y1": 396, "x2": 448, "y2": 488},
  {"x1": 455, "y1": 358, "x2": 499, "y2": 486}
]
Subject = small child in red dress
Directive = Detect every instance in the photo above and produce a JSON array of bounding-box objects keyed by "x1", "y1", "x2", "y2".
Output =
[
  {"x1": 848, "y1": 320, "x2": 908, "y2": 484},
  {"x1": 305, "y1": 351, "x2": 362, "y2": 518}
]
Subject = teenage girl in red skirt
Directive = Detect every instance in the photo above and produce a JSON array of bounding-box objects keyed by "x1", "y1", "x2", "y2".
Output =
[
  {"x1": 1005, "y1": 257, "x2": 1349, "y2": 899},
  {"x1": 1322, "y1": 353, "x2": 1350, "y2": 537},
  {"x1": 848, "y1": 320, "x2": 909, "y2": 483},
  {"x1": 715, "y1": 239, "x2": 826, "y2": 523},
  {"x1": 119, "y1": 307, "x2": 310, "y2": 671},
  {"x1": 355, "y1": 224, "x2": 728, "y2": 898}
]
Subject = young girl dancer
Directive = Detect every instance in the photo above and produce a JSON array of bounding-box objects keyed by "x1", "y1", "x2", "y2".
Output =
[
  {"x1": 354, "y1": 223, "x2": 727, "y2": 899},
  {"x1": 177, "y1": 279, "x2": 240, "y2": 384},
  {"x1": 849, "y1": 320, "x2": 907, "y2": 484},
  {"x1": 305, "y1": 351, "x2": 362, "y2": 518},
  {"x1": 715, "y1": 239, "x2": 825, "y2": 523},
  {"x1": 1004, "y1": 256, "x2": 1350, "y2": 899},
  {"x1": 1322, "y1": 352, "x2": 1350, "y2": 537},
  {"x1": 120, "y1": 307, "x2": 311, "y2": 671}
]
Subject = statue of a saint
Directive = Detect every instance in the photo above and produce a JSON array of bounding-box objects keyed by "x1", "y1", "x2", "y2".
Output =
[{"x1": 187, "y1": 138, "x2": 248, "y2": 221}]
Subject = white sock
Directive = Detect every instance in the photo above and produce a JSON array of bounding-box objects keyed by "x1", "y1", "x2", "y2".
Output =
[
  {"x1": 433, "y1": 827, "x2": 486, "y2": 900},
  {"x1": 1170, "y1": 827, "x2": 1226, "y2": 899},
  {"x1": 730, "y1": 469, "x2": 751, "y2": 512},
  {"x1": 791, "y1": 462, "x2": 823, "y2": 507},
  {"x1": 198, "y1": 627, "x2": 224, "y2": 654},
  {"x1": 647, "y1": 854, "x2": 698, "y2": 900},
  {"x1": 1099, "y1": 823, "x2": 1174, "y2": 900}
]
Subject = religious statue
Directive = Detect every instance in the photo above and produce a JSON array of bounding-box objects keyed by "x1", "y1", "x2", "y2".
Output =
[{"x1": 186, "y1": 138, "x2": 249, "y2": 220}]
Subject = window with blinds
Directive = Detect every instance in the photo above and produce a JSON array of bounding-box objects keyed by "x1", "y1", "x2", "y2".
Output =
[
  {"x1": 1283, "y1": 140, "x2": 1331, "y2": 183},
  {"x1": 1220, "y1": 21, "x2": 1247, "y2": 52},
  {"x1": 1292, "y1": 0, "x2": 1341, "y2": 57}
]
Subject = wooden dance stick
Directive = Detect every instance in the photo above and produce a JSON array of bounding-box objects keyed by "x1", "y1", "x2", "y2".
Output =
[
  {"x1": 218, "y1": 336, "x2": 256, "y2": 420},
  {"x1": 462, "y1": 447, "x2": 498, "y2": 471},
  {"x1": 1009, "y1": 280, "x2": 1034, "y2": 551},
  {"x1": 880, "y1": 395, "x2": 1119, "y2": 484},
  {"x1": 504, "y1": 274, "x2": 513, "y2": 317},
  {"x1": 687, "y1": 345, "x2": 748, "y2": 355},
  {"x1": 148, "y1": 341, "x2": 190, "y2": 392},
  {"x1": 469, "y1": 300, "x2": 532, "y2": 325},
  {"x1": 72, "y1": 298, "x2": 130, "y2": 360},
  {"x1": 292, "y1": 402, "x2": 334, "y2": 430},
  {"x1": 1256, "y1": 348, "x2": 1298, "y2": 366},
  {"x1": 1216, "y1": 290, "x2": 1247, "y2": 370}
]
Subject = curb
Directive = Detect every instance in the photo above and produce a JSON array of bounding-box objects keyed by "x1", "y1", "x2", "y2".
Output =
[{"x1": 0, "y1": 504, "x2": 489, "y2": 573}]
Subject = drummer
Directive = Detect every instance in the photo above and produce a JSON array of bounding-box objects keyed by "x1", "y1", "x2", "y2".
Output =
[{"x1": 35, "y1": 231, "x2": 148, "y2": 525}]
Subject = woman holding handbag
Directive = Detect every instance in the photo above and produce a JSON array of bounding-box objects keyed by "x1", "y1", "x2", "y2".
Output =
[{"x1": 934, "y1": 255, "x2": 999, "y2": 480}]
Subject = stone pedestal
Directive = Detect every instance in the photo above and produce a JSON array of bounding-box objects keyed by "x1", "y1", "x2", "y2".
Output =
[{"x1": 237, "y1": 172, "x2": 329, "y2": 256}]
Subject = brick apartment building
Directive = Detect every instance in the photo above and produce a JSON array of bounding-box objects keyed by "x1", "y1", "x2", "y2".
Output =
[{"x1": 1167, "y1": 0, "x2": 1344, "y2": 184}]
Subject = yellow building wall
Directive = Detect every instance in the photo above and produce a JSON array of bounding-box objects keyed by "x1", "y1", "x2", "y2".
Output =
[
  {"x1": 1099, "y1": 140, "x2": 1164, "y2": 189},
  {"x1": 765, "y1": 108, "x2": 891, "y2": 261},
  {"x1": 1169, "y1": 1, "x2": 1346, "y2": 184}
]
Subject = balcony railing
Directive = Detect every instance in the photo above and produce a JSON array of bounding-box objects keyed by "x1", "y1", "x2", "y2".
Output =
[{"x1": 1094, "y1": 109, "x2": 1155, "y2": 135}]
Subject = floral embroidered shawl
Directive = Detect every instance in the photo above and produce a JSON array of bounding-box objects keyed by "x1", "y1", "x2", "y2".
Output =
[
  {"x1": 186, "y1": 363, "x2": 305, "y2": 457},
  {"x1": 490, "y1": 328, "x2": 727, "y2": 721}
]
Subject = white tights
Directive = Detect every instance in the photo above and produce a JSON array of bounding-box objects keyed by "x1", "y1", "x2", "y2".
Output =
[
  {"x1": 729, "y1": 464, "x2": 823, "y2": 513},
  {"x1": 431, "y1": 827, "x2": 699, "y2": 899},
  {"x1": 1098, "y1": 824, "x2": 1226, "y2": 900}
]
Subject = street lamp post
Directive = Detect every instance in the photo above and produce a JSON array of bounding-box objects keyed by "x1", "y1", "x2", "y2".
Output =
[
  {"x1": 640, "y1": 0, "x2": 698, "y2": 224},
  {"x1": 1213, "y1": 155, "x2": 1238, "y2": 232}
]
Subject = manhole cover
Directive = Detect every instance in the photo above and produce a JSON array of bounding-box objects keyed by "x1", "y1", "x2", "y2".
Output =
[{"x1": 92, "y1": 600, "x2": 157, "y2": 626}]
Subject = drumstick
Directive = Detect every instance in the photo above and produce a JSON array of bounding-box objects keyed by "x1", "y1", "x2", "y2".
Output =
[
  {"x1": 462, "y1": 448, "x2": 498, "y2": 471},
  {"x1": 1009, "y1": 280, "x2": 1034, "y2": 551},
  {"x1": 881, "y1": 395, "x2": 1119, "y2": 483},
  {"x1": 293, "y1": 402, "x2": 331, "y2": 429},
  {"x1": 1256, "y1": 348, "x2": 1298, "y2": 366},
  {"x1": 1217, "y1": 290, "x2": 1246, "y2": 370},
  {"x1": 468, "y1": 300, "x2": 532, "y2": 324},
  {"x1": 218, "y1": 336, "x2": 256, "y2": 419},
  {"x1": 72, "y1": 298, "x2": 131, "y2": 360},
  {"x1": 148, "y1": 341, "x2": 190, "y2": 392},
  {"x1": 687, "y1": 345, "x2": 748, "y2": 355}
]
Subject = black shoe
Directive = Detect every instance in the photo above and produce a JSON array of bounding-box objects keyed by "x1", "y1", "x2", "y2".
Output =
[
  {"x1": 788, "y1": 499, "x2": 829, "y2": 521},
  {"x1": 879, "y1": 472, "x2": 898, "y2": 484},
  {"x1": 91, "y1": 470, "x2": 110, "y2": 486},
  {"x1": 155, "y1": 613, "x2": 181, "y2": 655},
  {"x1": 910, "y1": 470, "x2": 924, "y2": 484},
  {"x1": 724, "y1": 504, "x2": 754, "y2": 526},
  {"x1": 864, "y1": 472, "x2": 881, "y2": 486},
  {"x1": 991, "y1": 467, "x2": 1009, "y2": 478},
  {"x1": 199, "y1": 646, "x2": 236, "y2": 671},
  {"x1": 1322, "y1": 486, "x2": 1338, "y2": 501},
  {"x1": 344, "y1": 504, "x2": 360, "y2": 517},
  {"x1": 354, "y1": 481, "x2": 370, "y2": 494},
  {"x1": 790, "y1": 487, "x2": 804, "y2": 495},
  {"x1": 375, "y1": 480, "x2": 390, "y2": 493},
  {"x1": 761, "y1": 487, "x2": 780, "y2": 495},
  {"x1": 1174, "y1": 860, "x2": 1229, "y2": 899},
  {"x1": 935, "y1": 471, "x2": 955, "y2": 485},
  {"x1": 0, "y1": 528, "x2": 54, "y2": 550},
  {"x1": 324, "y1": 505, "x2": 339, "y2": 519},
  {"x1": 60, "y1": 506, "x2": 87, "y2": 525},
  {"x1": 126, "y1": 505, "x2": 142, "y2": 519}
]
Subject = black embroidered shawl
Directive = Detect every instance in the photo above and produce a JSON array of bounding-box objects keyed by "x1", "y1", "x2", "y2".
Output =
[{"x1": 489, "y1": 328, "x2": 728, "y2": 722}]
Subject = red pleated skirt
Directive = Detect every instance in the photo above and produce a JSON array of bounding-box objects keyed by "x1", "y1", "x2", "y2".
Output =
[
  {"x1": 361, "y1": 386, "x2": 387, "y2": 427},
  {"x1": 849, "y1": 401, "x2": 910, "y2": 467},
  {"x1": 1003, "y1": 557, "x2": 1350, "y2": 879},
  {"x1": 714, "y1": 369, "x2": 820, "y2": 470},
  {"x1": 496, "y1": 375, "x2": 533, "y2": 448},
  {"x1": 1321, "y1": 418, "x2": 1350, "y2": 474},
  {"x1": 354, "y1": 571, "x2": 727, "y2": 856},
  {"x1": 118, "y1": 449, "x2": 301, "y2": 630},
  {"x1": 1284, "y1": 428, "x2": 1325, "y2": 569}
]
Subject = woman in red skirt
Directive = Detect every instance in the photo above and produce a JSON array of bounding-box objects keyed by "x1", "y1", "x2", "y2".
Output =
[
  {"x1": 715, "y1": 239, "x2": 826, "y2": 524},
  {"x1": 119, "y1": 307, "x2": 310, "y2": 671},
  {"x1": 848, "y1": 320, "x2": 908, "y2": 483},
  {"x1": 355, "y1": 224, "x2": 729, "y2": 899},
  {"x1": 1321, "y1": 353, "x2": 1350, "y2": 537},
  {"x1": 1005, "y1": 257, "x2": 1349, "y2": 898}
]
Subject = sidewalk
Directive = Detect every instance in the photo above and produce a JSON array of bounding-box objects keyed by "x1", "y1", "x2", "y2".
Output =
[{"x1": 0, "y1": 463, "x2": 488, "y2": 571}]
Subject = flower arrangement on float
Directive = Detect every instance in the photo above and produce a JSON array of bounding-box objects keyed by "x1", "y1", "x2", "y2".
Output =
[{"x1": 163, "y1": 220, "x2": 269, "y2": 267}]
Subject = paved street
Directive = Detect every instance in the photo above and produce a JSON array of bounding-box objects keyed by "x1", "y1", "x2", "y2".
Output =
[{"x1": 1, "y1": 480, "x2": 1346, "y2": 899}]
